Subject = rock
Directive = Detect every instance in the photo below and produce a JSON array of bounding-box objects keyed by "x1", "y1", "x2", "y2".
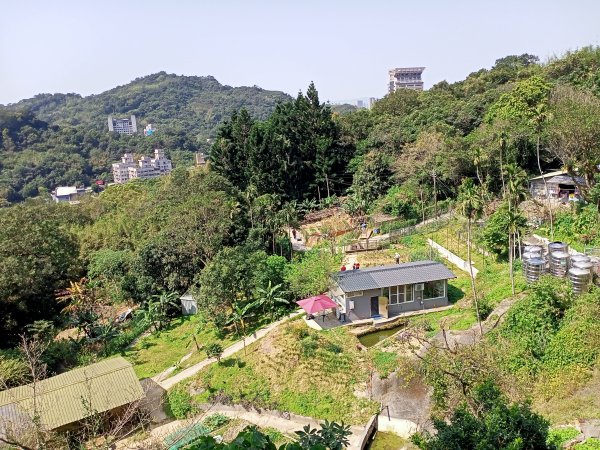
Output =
[{"x1": 579, "y1": 419, "x2": 600, "y2": 439}]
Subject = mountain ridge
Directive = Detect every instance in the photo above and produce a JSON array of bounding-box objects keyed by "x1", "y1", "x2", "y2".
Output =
[{"x1": 1, "y1": 71, "x2": 292, "y2": 134}]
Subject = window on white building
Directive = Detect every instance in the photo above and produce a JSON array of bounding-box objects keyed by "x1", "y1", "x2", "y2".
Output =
[
  {"x1": 423, "y1": 280, "x2": 445, "y2": 299},
  {"x1": 383, "y1": 285, "x2": 414, "y2": 304}
]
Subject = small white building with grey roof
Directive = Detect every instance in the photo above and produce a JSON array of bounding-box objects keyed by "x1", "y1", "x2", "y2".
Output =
[{"x1": 330, "y1": 261, "x2": 456, "y2": 320}]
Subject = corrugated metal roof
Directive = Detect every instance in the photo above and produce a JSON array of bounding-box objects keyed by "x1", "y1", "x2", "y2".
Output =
[
  {"x1": 529, "y1": 170, "x2": 566, "y2": 181},
  {"x1": 334, "y1": 261, "x2": 456, "y2": 293},
  {"x1": 547, "y1": 175, "x2": 585, "y2": 185},
  {"x1": 0, "y1": 357, "x2": 144, "y2": 431}
]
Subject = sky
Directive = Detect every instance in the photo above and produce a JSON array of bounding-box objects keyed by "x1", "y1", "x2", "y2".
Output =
[{"x1": 1, "y1": 0, "x2": 600, "y2": 105}]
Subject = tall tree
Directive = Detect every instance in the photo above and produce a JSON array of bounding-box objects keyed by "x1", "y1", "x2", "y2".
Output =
[
  {"x1": 209, "y1": 109, "x2": 255, "y2": 190},
  {"x1": 503, "y1": 164, "x2": 528, "y2": 295},
  {"x1": 457, "y1": 178, "x2": 484, "y2": 334},
  {"x1": 0, "y1": 204, "x2": 80, "y2": 346},
  {"x1": 548, "y1": 85, "x2": 600, "y2": 191}
]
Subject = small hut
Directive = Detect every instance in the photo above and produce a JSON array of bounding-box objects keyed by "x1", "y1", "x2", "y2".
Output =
[{"x1": 180, "y1": 292, "x2": 198, "y2": 315}]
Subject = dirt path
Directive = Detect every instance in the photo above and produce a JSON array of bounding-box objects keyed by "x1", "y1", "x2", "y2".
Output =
[{"x1": 155, "y1": 311, "x2": 303, "y2": 390}]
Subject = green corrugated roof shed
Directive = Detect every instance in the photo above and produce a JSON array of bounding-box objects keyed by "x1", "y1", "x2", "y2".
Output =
[{"x1": 0, "y1": 357, "x2": 144, "y2": 431}]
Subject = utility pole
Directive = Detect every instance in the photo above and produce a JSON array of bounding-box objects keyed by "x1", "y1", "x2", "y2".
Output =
[
  {"x1": 432, "y1": 170, "x2": 438, "y2": 220},
  {"x1": 419, "y1": 183, "x2": 425, "y2": 223}
]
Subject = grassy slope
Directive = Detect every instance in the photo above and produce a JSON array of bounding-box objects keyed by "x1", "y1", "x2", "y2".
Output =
[
  {"x1": 185, "y1": 320, "x2": 379, "y2": 425},
  {"x1": 428, "y1": 221, "x2": 528, "y2": 306},
  {"x1": 123, "y1": 315, "x2": 234, "y2": 379}
]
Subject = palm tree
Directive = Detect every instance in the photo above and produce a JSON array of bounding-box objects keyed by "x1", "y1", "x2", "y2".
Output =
[
  {"x1": 226, "y1": 302, "x2": 255, "y2": 354},
  {"x1": 245, "y1": 184, "x2": 258, "y2": 228},
  {"x1": 531, "y1": 105, "x2": 554, "y2": 240},
  {"x1": 56, "y1": 278, "x2": 102, "y2": 339},
  {"x1": 254, "y1": 282, "x2": 289, "y2": 322},
  {"x1": 56, "y1": 278, "x2": 97, "y2": 315},
  {"x1": 141, "y1": 292, "x2": 180, "y2": 332},
  {"x1": 457, "y1": 178, "x2": 484, "y2": 334},
  {"x1": 279, "y1": 201, "x2": 299, "y2": 257},
  {"x1": 504, "y1": 164, "x2": 529, "y2": 295}
]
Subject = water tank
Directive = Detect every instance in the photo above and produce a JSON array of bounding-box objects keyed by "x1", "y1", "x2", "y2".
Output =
[
  {"x1": 548, "y1": 241, "x2": 569, "y2": 254},
  {"x1": 571, "y1": 254, "x2": 591, "y2": 265},
  {"x1": 573, "y1": 261, "x2": 594, "y2": 271},
  {"x1": 588, "y1": 256, "x2": 600, "y2": 276},
  {"x1": 568, "y1": 268, "x2": 591, "y2": 295},
  {"x1": 550, "y1": 251, "x2": 570, "y2": 277},
  {"x1": 522, "y1": 251, "x2": 542, "y2": 274},
  {"x1": 524, "y1": 245, "x2": 543, "y2": 254},
  {"x1": 526, "y1": 258, "x2": 546, "y2": 284}
]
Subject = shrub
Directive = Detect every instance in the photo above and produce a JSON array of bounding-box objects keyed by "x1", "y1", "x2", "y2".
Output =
[
  {"x1": 202, "y1": 413, "x2": 230, "y2": 431},
  {"x1": 324, "y1": 342, "x2": 343, "y2": 354},
  {"x1": 547, "y1": 427, "x2": 580, "y2": 449},
  {"x1": 412, "y1": 380, "x2": 551, "y2": 450},
  {"x1": 576, "y1": 438, "x2": 600, "y2": 450},
  {"x1": 497, "y1": 277, "x2": 572, "y2": 373},
  {"x1": 167, "y1": 386, "x2": 198, "y2": 419},
  {"x1": 287, "y1": 323, "x2": 310, "y2": 340},
  {"x1": 300, "y1": 335, "x2": 319, "y2": 357},
  {"x1": 543, "y1": 292, "x2": 600, "y2": 370},
  {"x1": 478, "y1": 297, "x2": 494, "y2": 321},
  {"x1": 0, "y1": 351, "x2": 27, "y2": 387},
  {"x1": 205, "y1": 342, "x2": 224, "y2": 362}
]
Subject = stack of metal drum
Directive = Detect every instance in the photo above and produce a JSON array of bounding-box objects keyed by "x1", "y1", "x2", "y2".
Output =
[
  {"x1": 521, "y1": 241, "x2": 596, "y2": 294},
  {"x1": 569, "y1": 254, "x2": 593, "y2": 295},
  {"x1": 522, "y1": 245, "x2": 545, "y2": 284},
  {"x1": 523, "y1": 241, "x2": 595, "y2": 295},
  {"x1": 550, "y1": 250, "x2": 570, "y2": 277}
]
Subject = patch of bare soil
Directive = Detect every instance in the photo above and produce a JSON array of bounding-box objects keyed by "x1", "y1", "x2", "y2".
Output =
[
  {"x1": 371, "y1": 368, "x2": 433, "y2": 430},
  {"x1": 300, "y1": 208, "x2": 356, "y2": 247}
]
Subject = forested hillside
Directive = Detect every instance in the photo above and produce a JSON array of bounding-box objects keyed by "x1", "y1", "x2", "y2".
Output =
[
  {"x1": 0, "y1": 72, "x2": 290, "y2": 202},
  {"x1": 2, "y1": 47, "x2": 600, "y2": 449}
]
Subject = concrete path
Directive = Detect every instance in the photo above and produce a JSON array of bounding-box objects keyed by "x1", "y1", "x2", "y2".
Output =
[
  {"x1": 427, "y1": 238, "x2": 479, "y2": 277},
  {"x1": 117, "y1": 403, "x2": 367, "y2": 450},
  {"x1": 204, "y1": 404, "x2": 366, "y2": 449},
  {"x1": 156, "y1": 311, "x2": 303, "y2": 390}
]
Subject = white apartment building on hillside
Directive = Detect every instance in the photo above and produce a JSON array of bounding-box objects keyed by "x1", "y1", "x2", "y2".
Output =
[
  {"x1": 108, "y1": 115, "x2": 137, "y2": 135},
  {"x1": 111, "y1": 149, "x2": 172, "y2": 184}
]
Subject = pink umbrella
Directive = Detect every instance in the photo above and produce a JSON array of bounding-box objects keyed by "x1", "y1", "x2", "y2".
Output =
[{"x1": 296, "y1": 294, "x2": 337, "y2": 315}]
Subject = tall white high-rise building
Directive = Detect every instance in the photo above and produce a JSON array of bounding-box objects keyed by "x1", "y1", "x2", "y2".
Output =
[{"x1": 388, "y1": 67, "x2": 425, "y2": 93}]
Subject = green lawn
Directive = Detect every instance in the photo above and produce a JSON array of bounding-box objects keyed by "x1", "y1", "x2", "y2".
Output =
[
  {"x1": 123, "y1": 315, "x2": 234, "y2": 379},
  {"x1": 408, "y1": 306, "x2": 477, "y2": 337}
]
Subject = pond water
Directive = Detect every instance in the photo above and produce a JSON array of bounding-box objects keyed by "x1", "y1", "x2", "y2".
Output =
[{"x1": 358, "y1": 324, "x2": 405, "y2": 347}]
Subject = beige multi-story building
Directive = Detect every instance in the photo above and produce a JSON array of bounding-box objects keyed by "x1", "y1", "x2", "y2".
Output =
[
  {"x1": 112, "y1": 153, "x2": 135, "y2": 183},
  {"x1": 111, "y1": 150, "x2": 172, "y2": 184},
  {"x1": 388, "y1": 67, "x2": 425, "y2": 93},
  {"x1": 151, "y1": 149, "x2": 172, "y2": 174}
]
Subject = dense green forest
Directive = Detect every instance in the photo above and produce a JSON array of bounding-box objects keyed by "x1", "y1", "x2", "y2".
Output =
[
  {"x1": 2, "y1": 46, "x2": 600, "y2": 449},
  {"x1": 0, "y1": 72, "x2": 290, "y2": 202}
]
